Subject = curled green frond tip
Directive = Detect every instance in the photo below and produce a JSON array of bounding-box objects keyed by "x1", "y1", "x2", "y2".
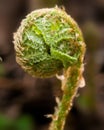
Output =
[{"x1": 13, "y1": 7, "x2": 85, "y2": 78}]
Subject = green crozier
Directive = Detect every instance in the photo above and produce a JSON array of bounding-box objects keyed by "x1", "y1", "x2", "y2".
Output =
[{"x1": 14, "y1": 7, "x2": 86, "y2": 130}]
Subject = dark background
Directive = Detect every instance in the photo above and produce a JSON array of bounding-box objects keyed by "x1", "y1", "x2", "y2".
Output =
[{"x1": 0, "y1": 0, "x2": 104, "y2": 130}]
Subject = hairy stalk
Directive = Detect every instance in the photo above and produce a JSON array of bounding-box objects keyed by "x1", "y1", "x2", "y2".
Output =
[{"x1": 50, "y1": 45, "x2": 85, "y2": 130}]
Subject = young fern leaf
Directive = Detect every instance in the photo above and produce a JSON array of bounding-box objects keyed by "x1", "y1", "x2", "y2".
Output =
[{"x1": 13, "y1": 7, "x2": 86, "y2": 130}]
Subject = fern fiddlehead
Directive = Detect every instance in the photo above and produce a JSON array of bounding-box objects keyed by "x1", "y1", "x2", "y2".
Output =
[{"x1": 14, "y1": 7, "x2": 86, "y2": 130}]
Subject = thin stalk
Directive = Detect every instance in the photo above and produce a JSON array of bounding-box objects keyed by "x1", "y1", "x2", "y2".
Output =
[{"x1": 49, "y1": 47, "x2": 85, "y2": 130}]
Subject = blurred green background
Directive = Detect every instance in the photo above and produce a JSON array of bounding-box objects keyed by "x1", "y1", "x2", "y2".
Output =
[{"x1": 0, "y1": 0, "x2": 104, "y2": 130}]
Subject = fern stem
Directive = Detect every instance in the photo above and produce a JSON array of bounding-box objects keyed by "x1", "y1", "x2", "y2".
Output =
[{"x1": 49, "y1": 47, "x2": 85, "y2": 130}]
